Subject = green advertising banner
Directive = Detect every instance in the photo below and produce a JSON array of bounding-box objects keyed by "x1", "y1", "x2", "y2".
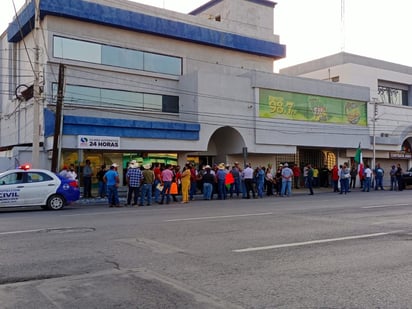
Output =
[{"x1": 259, "y1": 89, "x2": 367, "y2": 126}]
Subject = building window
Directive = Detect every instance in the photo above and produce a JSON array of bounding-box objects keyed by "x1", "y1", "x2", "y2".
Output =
[
  {"x1": 331, "y1": 76, "x2": 339, "y2": 82},
  {"x1": 52, "y1": 84, "x2": 179, "y2": 113},
  {"x1": 378, "y1": 85, "x2": 408, "y2": 106},
  {"x1": 53, "y1": 36, "x2": 182, "y2": 76}
]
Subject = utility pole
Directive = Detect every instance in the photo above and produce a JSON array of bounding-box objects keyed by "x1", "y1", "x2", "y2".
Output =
[
  {"x1": 32, "y1": 0, "x2": 41, "y2": 168},
  {"x1": 372, "y1": 98, "x2": 380, "y2": 169},
  {"x1": 51, "y1": 64, "x2": 65, "y2": 173}
]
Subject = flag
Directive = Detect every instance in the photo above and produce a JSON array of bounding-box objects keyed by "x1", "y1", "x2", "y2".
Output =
[{"x1": 354, "y1": 145, "x2": 364, "y2": 179}]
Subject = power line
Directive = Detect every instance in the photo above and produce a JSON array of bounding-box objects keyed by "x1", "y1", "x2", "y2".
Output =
[
  {"x1": 11, "y1": 0, "x2": 37, "y2": 79},
  {"x1": 0, "y1": 4, "x2": 403, "y2": 139}
]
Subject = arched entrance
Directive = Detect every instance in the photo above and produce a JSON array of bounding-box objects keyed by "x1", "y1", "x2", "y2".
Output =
[
  {"x1": 401, "y1": 139, "x2": 412, "y2": 154},
  {"x1": 196, "y1": 127, "x2": 246, "y2": 166}
]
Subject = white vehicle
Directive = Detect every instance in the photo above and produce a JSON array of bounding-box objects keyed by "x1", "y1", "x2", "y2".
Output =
[{"x1": 0, "y1": 165, "x2": 80, "y2": 210}]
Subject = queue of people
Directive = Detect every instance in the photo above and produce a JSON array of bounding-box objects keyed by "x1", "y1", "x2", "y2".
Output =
[
  {"x1": 116, "y1": 161, "x2": 313, "y2": 204},
  {"x1": 58, "y1": 160, "x2": 408, "y2": 208}
]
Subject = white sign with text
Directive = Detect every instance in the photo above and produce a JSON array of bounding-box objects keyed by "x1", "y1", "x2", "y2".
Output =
[{"x1": 77, "y1": 136, "x2": 120, "y2": 149}]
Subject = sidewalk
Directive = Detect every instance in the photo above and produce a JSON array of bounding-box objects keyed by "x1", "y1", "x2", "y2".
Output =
[{"x1": 74, "y1": 186, "x2": 340, "y2": 206}]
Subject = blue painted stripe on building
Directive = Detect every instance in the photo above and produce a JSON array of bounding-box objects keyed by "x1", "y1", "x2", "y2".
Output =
[
  {"x1": 7, "y1": 1, "x2": 35, "y2": 42},
  {"x1": 65, "y1": 124, "x2": 198, "y2": 140},
  {"x1": 44, "y1": 108, "x2": 55, "y2": 138},
  {"x1": 247, "y1": 0, "x2": 277, "y2": 8},
  {"x1": 44, "y1": 109, "x2": 200, "y2": 141},
  {"x1": 8, "y1": 0, "x2": 285, "y2": 59}
]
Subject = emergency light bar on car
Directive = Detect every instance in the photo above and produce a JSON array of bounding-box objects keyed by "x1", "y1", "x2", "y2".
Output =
[{"x1": 18, "y1": 164, "x2": 31, "y2": 170}]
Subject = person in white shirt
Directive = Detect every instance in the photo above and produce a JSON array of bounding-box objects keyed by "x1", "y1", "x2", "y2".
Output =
[
  {"x1": 59, "y1": 166, "x2": 69, "y2": 179},
  {"x1": 281, "y1": 163, "x2": 293, "y2": 197},
  {"x1": 66, "y1": 164, "x2": 77, "y2": 180},
  {"x1": 241, "y1": 163, "x2": 256, "y2": 199},
  {"x1": 362, "y1": 164, "x2": 372, "y2": 192}
]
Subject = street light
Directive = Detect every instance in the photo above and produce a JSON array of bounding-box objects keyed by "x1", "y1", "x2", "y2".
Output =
[{"x1": 371, "y1": 98, "x2": 383, "y2": 169}]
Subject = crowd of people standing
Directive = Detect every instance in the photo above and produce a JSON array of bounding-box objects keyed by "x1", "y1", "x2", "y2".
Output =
[
  {"x1": 113, "y1": 161, "x2": 320, "y2": 205},
  {"x1": 62, "y1": 160, "x2": 408, "y2": 208}
]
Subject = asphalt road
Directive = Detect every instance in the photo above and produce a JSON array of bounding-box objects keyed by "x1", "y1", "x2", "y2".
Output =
[{"x1": 1, "y1": 188, "x2": 412, "y2": 308}]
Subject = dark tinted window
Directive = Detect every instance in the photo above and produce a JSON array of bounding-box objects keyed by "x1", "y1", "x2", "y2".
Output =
[{"x1": 162, "y1": 95, "x2": 179, "y2": 113}]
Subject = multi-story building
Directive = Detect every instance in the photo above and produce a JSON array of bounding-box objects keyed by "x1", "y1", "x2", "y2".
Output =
[
  {"x1": 1, "y1": 0, "x2": 370, "y2": 187},
  {"x1": 280, "y1": 52, "x2": 412, "y2": 176}
]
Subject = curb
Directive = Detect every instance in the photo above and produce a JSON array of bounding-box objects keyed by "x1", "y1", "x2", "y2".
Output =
[{"x1": 74, "y1": 187, "x2": 350, "y2": 206}]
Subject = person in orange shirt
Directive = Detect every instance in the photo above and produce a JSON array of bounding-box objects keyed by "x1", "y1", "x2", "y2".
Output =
[
  {"x1": 292, "y1": 164, "x2": 301, "y2": 189},
  {"x1": 331, "y1": 165, "x2": 339, "y2": 192}
]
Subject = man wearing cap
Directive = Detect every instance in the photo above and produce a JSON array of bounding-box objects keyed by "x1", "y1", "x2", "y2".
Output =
[
  {"x1": 202, "y1": 165, "x2": 215, "y2": 200},
  {"x1": 125, "y1": 160, "x2": 142, "y2": 206},
  {"x1": 104, "y1": 163, "x2": 120, "y2": 207},
  {"x1": 216, "y1": 163, "x2": 228, "y2": 200},
  {"x1": 281, "y1": 163, "x2": 293, "y2": 197},
  {"x1": 140, "y1": 163, "x2": 155, "y2": 206}
]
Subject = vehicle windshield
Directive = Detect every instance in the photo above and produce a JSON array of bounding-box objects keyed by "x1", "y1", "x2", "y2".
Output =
[{"x1": 0, "y1": 172, "x2": 24, "y2": 185}]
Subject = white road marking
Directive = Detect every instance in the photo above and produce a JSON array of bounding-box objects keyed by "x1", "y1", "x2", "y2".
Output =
[
  {"x1": 233, "y1": 230, "x2": 402, "y2": 253},
  {"x1": 164, "y1": 212, "x2": 273, "y2": 222},
  {"x1": 362, "y1": 203, "x2": 410, "y2": 209},
  {"x1": 0, "y1": 228, "x2": 45, "y2": 235},
  {"x1": 62, "y1": 210, "x2": 134, "y2": 217},
  {"x1": 62, "y1": 207, "x2": 185, "y2": 217}
]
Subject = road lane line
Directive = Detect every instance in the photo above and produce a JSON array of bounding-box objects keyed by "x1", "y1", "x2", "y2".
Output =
[
  {"x1": 362, "y1": 203, "x2": 410, "y2": 209},
  {"x1": 63, "y1": 210, "x2": 136, "y2": 217},
  {"x1": 62, "y1": 207, "x2": 186, "y2": 217},
  {"x1": 164, "y1": 212, "x2": 273, "y2": 222},
  {"x1": 0, "y1": 229, "x2": 45, "y2": 235},
  {"x1": 233, "y1": 230, "x2": 402, "y2": 253}
]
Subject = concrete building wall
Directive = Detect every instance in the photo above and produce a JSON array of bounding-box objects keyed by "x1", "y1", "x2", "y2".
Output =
[
  {"x1": 280, "y1": 52, "x2": 412, "y2": 171},
  {"x1": 0, "y1": 31, "x2": 46, "y2": 147},
  {"x1": 190, "y1": 0, "x2": 278, "y2": 41},
  {"x1": 280, "y1": 56, "x2": 412, "y2": 147},
  {"x1": 1, "y1": 0, "x2": 375, "y2": 171}
]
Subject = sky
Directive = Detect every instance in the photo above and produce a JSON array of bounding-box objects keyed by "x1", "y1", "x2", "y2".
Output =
[{"x1": 2, "y1": 0, "x2": 411, "y2": 72}]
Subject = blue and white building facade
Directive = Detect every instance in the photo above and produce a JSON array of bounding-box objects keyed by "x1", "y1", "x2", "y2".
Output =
[{"x1": 1, "y1": 0, "x2": 371, "y2": 184}]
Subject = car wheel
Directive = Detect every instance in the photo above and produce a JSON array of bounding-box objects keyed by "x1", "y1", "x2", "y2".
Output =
[{"x1": 47, "y1": 194, "x2": 65, "y2": 210}]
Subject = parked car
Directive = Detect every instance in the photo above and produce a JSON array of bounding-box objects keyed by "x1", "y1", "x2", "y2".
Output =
[
  {"x1": 401, "y1": 168, "x2": 412, "y2": 187},
  {"x1": 0, "y1": 165, "x2": 80, "y2": 210}
]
